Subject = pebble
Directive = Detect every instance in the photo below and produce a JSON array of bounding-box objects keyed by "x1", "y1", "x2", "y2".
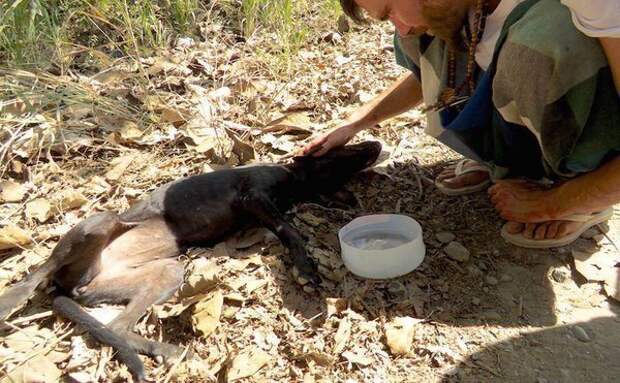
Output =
[
  {"x1": 303, "y1": 285, "x2": 316, "y2": 294},
  {"x1": 472, "y1": 297, "x2": 481, "y2": 305},
  {"x1": 581, "y1": 227, "x2": 598, "y2": 239},
  {"x1": 445, "y1": 241, "x2": 470, "y2": 262},
  {"x1": 467, "y1": 265, "x2": 482, "y2": 276},
  {"x1": 485, "y1": 276, "x2": 498, "y2": 286},
  {"x1": 572, "y1": 325, "x2": 592, "y2": 342},
  {"x1": 500, "y1": 274, "x2": 513, "y2": 283},
  {"x1": 551, "y1": 267, "x2": 570, "y2": 283},
  {"x1": 436, "y1": 231, "x2": 456, "y2": 244},
  {"x1": 483, "y1": 311, "x2": 502, "y2": 321}
]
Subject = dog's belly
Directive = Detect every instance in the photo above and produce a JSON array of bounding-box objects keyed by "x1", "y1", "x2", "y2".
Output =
[{"x1": 100, "y1": 218, "x2": 179, "y2": 272}]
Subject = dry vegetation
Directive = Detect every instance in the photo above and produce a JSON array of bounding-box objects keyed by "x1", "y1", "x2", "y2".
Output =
[{"x1": 1, "y1": 1, "x2": 620, "y2": 383}]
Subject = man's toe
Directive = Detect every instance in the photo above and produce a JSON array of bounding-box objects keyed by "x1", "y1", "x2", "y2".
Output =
[
  {"x1": 505, "y1": 221, "x2": 524, "y2": 234},
  {"x1": 545, "y1": 221, "x2": 561, "y2": 239},
  {"x1": 534, "y1": 223, "x2": 548, "y2": 240},
  {"x1": 524, "y1": 223, "x2": 537, "y2": 239}
]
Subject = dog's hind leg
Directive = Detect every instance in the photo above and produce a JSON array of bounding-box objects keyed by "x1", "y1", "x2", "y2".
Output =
[
  {"x1": 54, "y1": 257, "x2": 184, "y2": 382},
  {"x1": 0, "y1": 212, "x2": 127, "y2": 321}
]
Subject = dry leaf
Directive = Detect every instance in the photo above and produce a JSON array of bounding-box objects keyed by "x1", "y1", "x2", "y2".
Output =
[
  {"x1": 342, "y1": 350, "x2": 372, "y2": 366},
  {"x1": 226, "y1": 347, "x2": 271, "y2": 382},
  {"x1": 265, "y1": 112, "x2": 313, "y2": 138},
  {"x1": 333, "y1": 317, "x2": 351, "y2": 354},
  {"x1": 25, "y1": 198, "x2": 54, "y2": 223},
  {"x1": 105, "y1": 155, "x2": 134, "y2": 182},
  {"x1": 1, "y1": 355, "x2": 61, "y2": 383},
  {"x1": 604, "y1": 266, "x2": 620, "y2": 301},
  {"x1": 179, "y1": 258, "x2": 219, "y2": 298},
  {"x1": 227, "y1": 227, "x2": 270, "y2": 249},
  {"x1": 226, "y1": 129, "x2": 255, "y2": 164},
  {"x1": 119, "y1": 121, "x2": 143, "y2": 142},
  {"x1": 326, "y1": 297, "x2": 347, "y2": 317},
  {"x1": 572, "y1": 248, "x2": 619, "y2": 282},
  {"x1": 58, "y1": 189, "x2": 88, "y2": 210},
  {"x1": 243, "y1": 278, "x2": 267, "y2": 295},
  {"x1": 0, "y1": 224, "x2": 31, "y2": 250},
  {"x1": 191, "y1": 290, "x2": 223, "y2": 337},
  {"x1": 384, "y1": 316, "x2": 419, "y2": 355},
  {"x1": 161, "y1": 107, "x2": 188, "y2": 126},
  {"x1": 0, "y1": 181, "x2": 27, "y2": 202}
]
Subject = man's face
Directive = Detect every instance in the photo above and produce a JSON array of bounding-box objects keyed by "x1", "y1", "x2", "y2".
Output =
[{"x1": 355, "y1": 0, "x2": 469, "y2": 49}]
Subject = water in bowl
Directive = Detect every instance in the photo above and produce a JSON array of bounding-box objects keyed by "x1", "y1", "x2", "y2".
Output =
[{"x1": 344, "y1": 230, "x2": 412, "y2": 250}]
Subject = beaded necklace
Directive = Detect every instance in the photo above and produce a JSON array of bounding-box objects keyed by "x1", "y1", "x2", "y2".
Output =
[{"x1": 423, "y1": 0, "x2": 490, "y2": 112}]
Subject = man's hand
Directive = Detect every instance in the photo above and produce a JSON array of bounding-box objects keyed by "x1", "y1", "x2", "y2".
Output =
[{"x1": 300, "y1": 123, "x2": 361, "y2": 156}]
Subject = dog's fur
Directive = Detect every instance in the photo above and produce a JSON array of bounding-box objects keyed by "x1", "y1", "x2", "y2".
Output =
[{"x1": 0, "y1": 141, "x2": 381, "y2": 382}]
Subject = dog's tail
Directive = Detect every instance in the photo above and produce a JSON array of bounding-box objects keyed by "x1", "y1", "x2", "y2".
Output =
[{"x1": 52, "y1": 296, "x2": 145, "y2": 382}]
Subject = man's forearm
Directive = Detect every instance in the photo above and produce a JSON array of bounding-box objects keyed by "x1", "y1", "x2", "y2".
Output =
[
  {"x1": 553, "y1": 154, "x2": 620, "y2": 216},
  {"x1": 600, "y1": 37, "x2": 620, "y2": 92},
  {"x1": 348, "y1": 72, "x2": 423, "y2": 130}
]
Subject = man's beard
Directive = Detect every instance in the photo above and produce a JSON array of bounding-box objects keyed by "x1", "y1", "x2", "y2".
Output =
[{"x1": 421, "y1": 0, "x2": 470, "y2": 51}]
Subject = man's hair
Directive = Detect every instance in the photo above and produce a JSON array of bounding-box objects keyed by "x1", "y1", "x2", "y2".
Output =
[{"x1": 340, "y1": 0, "x2": 366, "y2": 23}]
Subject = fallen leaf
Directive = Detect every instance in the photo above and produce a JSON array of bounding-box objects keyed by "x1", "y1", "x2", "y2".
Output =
[
  {"x1": 333, "y1": 317, "x2": 351, "y2": 354},
  {"x1": 160, "y1": 107, "x2": 188, "y2": 126},
  {"x1": 0, "y1": 224, "x2": 31, "y2": 250},
  {"x1": 1, "y1": 355, "x2": 61, "y2": 383},
  {"x1": 191, "y1": 290, "x2": 223, "y2": 337},
  {"x1": 58, "y1": 189, "x2": 88, "y2": 211},
  {"x1": 384, "y1": 316, "x2": 419, "y2": 355},
  {"x1": 226, "y1": 347, "x2": 271, "y2": 382},
  {"x1": 227, "y1": 227, "x2": 270, "y2": 249},
  {"x1": 226, "y1": 129, "x2": 255, "y2": 164},
  {"x1": 0, "y1": 181, "x2": 27, "y2": 202},
  {"x1": 265, "y1": 112, "x2": 313, "y2": 138},
  {"x1": 243, "y1": 278, "x2": 267, "y2": 295},
  {"x1": 179, "y1": 258, "x2": 219, "y2": 298},
  {"x1": 105, "y1": 155, "x2": 134, "y2": 182},
  {"x1": 326, "y1": 297, "x2": 347, "y2": 317},
  {"x1": 25, "y1": 198, "x2": 54, "y2": 222},
  {"x1": 342, "y1": 350, "x2": 372, "y2": 366},
  {"x1": 119, "y1": 121, "x2": 143, "y2": 142}
]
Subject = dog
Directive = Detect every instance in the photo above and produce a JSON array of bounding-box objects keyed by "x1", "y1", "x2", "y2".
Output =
[{"x1": 0, "y1": 141, "x2": 381, "y2": 381}]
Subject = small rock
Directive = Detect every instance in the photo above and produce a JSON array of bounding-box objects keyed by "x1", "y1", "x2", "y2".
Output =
[
  {"x1": 482, "y1": 311, "x2": 502, "y2": 321},
  {"x1": 581, "y1": 228, "x2": 599, "y2": 239},
  {"x1": 572, "y1": 325, "x2": 591, "y2": 342},
  {"x1": 436, "y1": 231, "x2": 456, "y2": 244},
  {"x1": 472, "y1": 297, "x2": 481, "y2": 305},
  {"x1": 483, "y1": 287, "x2": 490, "y2": 293},
  {"x1": 551, "y1": 267, "x2": 570, "y2": 283},
  {"x1": 467, "y1": 265, "x2": 482, "y2": 276},
  {"x1": 500, "y1": 274, "x2": 513, "y2": 283},
  {"x1": 176, "y1": 37, "x2": 195, "y2": 49},
  {"x1": 536, "y1": 378, "x2": 549, "y2": 383},
  {"x1": 303, "y1": 285, "x2": 316, "y2": 294},
  {"x1": 445, "y1": 241, "x2": 470, "y2": 262},
  {"x1": 485, "y1": 276, "x2": 498, "y2": 286}
]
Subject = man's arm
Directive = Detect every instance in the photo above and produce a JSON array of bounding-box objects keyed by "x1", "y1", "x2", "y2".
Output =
[
  {"x1": 301, "y1": 72, "x2": 423, "y2": 156},
  {"x1": 600, "y1": 37, "x2": 620, "y2": 92}
]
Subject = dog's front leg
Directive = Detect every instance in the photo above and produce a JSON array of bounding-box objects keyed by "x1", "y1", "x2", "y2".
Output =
[{"x1": 236, "y1": 191, "x2": 320, "y2": 286}]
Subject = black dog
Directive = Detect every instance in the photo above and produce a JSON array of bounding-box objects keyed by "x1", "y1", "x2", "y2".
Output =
[{"x1": 0, "y1": 141, "x2": 381, "y2": 381}]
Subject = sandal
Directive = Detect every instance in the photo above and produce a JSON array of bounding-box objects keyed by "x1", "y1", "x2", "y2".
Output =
[
  {"x1": 435, "y1": 159, "x2": 492, "y2": 196},
  {"x1": 500, "y1": 208, "x2": 614, "y2": 249}
]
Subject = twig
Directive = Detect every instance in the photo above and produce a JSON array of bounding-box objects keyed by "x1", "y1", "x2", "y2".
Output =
[{"x1": 8, "y1": 310, "x2": 53, "y2": 326}]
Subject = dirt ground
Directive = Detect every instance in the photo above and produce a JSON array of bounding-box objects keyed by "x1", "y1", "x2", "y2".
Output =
[{"x1": 1, "y1": 14, "x2": 619, "y2": 383}]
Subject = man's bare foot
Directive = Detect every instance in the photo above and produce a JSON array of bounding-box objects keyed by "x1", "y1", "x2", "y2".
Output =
[
  {"x1": 503, "y1": 221, "x2": 583, "y2": 240},
  {"x1": 435, "y1": 159, "x2": 490, "y2": 195}
]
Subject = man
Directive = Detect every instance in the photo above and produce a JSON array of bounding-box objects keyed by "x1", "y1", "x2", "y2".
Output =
[{"x1": 301, "y1": 0, "x2": 620, "y2": 248}]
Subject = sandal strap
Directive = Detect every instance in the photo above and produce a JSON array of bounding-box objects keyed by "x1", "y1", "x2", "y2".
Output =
[{"x1": 454, "y1": 159, "x2": 491, "y2": 177}]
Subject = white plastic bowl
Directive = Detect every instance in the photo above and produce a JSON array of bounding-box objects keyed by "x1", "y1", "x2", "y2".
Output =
[{"x1": 338, "y1": 214, "x2": 425, "y2": 279}]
